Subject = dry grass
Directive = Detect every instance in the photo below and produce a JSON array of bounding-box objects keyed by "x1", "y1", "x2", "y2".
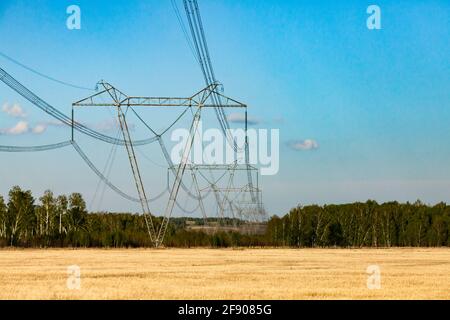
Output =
[{"x1": 0, "y1": 248, "x2": 449, "y2": 300}]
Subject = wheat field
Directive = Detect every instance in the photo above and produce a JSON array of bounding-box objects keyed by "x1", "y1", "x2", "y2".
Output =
[{"x1": 0, "y1": 248, "x2": 449, "y2": 300}]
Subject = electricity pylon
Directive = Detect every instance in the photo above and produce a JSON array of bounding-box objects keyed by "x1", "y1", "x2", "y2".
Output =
[
  {"x1": 172, "y1": 163, "x2": 265, "y2": 225},
  {"x1": 73, "y1": 82, "x2": 247, "y2": 247}
]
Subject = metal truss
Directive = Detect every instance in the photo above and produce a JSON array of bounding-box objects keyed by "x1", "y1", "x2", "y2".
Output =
[
  {"x1": 73, "y1": 82, "x2": 255, "y2": 247},
  {"x1": 0, "y1": 0, "x2": 266, "y2": 247},
  {"x1": 178, "y1": 163, "x2": 265, "y2": 225}
]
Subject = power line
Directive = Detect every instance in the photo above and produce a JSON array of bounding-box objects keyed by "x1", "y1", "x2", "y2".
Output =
[
  {"x1": 183, "y1": 0, "x2": 245, "y2": 154},
  {"x1": 182, "y1": 0, "x2": 257, "y2": 204},
  {"x1": 90, "y1": 128, "x2": 121, "y2": 211},
  {"x1": 0, "y1": 0, "x2": 266, "y2": 246},
  {"x1": 0, "y1": 51, "x2": 94, "y2": 91},
  {"x1": 170, "y1": 0, "x2": 200, "y2": 66},
  {"x1": 0, "y1": 139, "x2": 204, "y2": 214},
  {"x1": 0, "y1": 141, "x2": 72, "y2": 152},
  {"x1": 0, "y1": 66, "x2": 159, "y2": 146},
  {"x1": 72, "y1": 141, "x2": 167, "y2": 203}
]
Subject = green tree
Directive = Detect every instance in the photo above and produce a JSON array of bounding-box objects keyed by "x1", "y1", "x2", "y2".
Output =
[
  {"x1": 6, "y1": 186, "x2": 35, "y2": 246},
  {"x1": 325, "y1": 222, "x2": 345, "y2": 247},
  {"x1": 39, "y1": 190, "x2": 56, "y2": 236},
  {"x1": 56, "y1": 195, "x2": 68, "y2": 234},
  {"x1": 0, "y1": 196, "x2": 6, "y2": 239},
  {"x1": 66, "y1": 193, "x2": 87, "y2": 233}
]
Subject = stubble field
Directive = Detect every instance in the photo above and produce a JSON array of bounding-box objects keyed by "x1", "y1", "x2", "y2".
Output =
[{"x1": 0, "y1": 248, "x2": 449, "y2": 300}]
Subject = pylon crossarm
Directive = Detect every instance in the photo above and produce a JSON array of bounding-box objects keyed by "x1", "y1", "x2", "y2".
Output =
[
  {"x1": 73, "y1": 82, "x2": 128, "y2": 107},
  {"x1": 171, "y1": 164, "x2": 259, "y2": 171},
  {"x1": 73, "y1": 83, "x2": 245, "y2": 109},
  {"x1": 72, "y1": 89, "x2": 112, "y2": 106},
  {"x1": 122, "y1": 97, "x2": 194, "y2": 107},
  {"x1": 208, "y1": 89, "x2": 247, "y2": 108}
]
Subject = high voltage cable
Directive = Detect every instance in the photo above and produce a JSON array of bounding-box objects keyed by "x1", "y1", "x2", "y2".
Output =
[
  {"x1": 125, "y1": 103, "x2": 211, "y2": 201},
  {"x1": 0, "y1": 2, "x2": 261, "y2": 220},
  {"x1": 0, "y1": 141, "x2": 72, "y2": 152},
  {"x1": 194, "y1": 2, "x2": 241, "y2": 152},
  {"x1": 0, "y1": 139, "x2": 201, "y2": 214},
  {"x1": 175, "y1": 178, "x2": 201, "y2": 214},
  {"x1": 183, "y1": 0, "x2": 241, "y2": 153},
  {"x1": 90, "y1": 128, "x2": 121, "y2": 211},
  {"x1": 183, "y1": 0, "x2": 224, "y2": 132},
  {"x1": 0, "y1": 67, "x2": 158, "y2": 146},
  {"x1": 0, "y1": 65, "x2": 209, "y2": 202},
  {"x1": 0, "y1": 51, "x2": 94, "y2": 91},
  {"x1": 72, "y1": 141, "x2": 167, "y2": 203},
  {"x1": 175, "y1": 198, "x2": 200, "y2": 214},
  {"x1": 158, "y1": 136, "x2": 212, "y2": 200},
  {"x1": 171, "y1": 0, "x2": 200, "y2": 65},
  {"x1": 160, "y1": 107, "x2": 191, "y2": 136},
  {"x1": 182, "y1": 0, "x2": 256, "y2": 204},
  {"x1": 73, "y1": 136, "x2": 204, "y2": 214},
  {"x1": 129, "y1": 107, "x2": 159, "y2": 136},
  {"x1": 190, "y1": 0, "x2": 257, "y2": 200}
]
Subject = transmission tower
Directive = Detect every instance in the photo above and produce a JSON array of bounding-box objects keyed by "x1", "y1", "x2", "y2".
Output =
[
  {"x1": 0, "y1": 0, "x2": 268, "y2": 247},
  {"x1": 72, "y1": 82, "x2": 248, "y2": 247}
]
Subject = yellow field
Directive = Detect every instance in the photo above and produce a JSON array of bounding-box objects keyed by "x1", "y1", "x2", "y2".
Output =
[{"x1": 0, "y1": 248, "x2": 449, "y2": 300}]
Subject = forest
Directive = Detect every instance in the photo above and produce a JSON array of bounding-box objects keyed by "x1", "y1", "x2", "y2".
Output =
[{"x1": 0, "y1": 186, "x2": 449, "y2": 248}]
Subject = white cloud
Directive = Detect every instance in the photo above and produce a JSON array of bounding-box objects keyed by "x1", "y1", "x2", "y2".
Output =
[
  {"x1": 226, "y1": 113, "x2": 260, "y2": 125},
  {"x1": 0, "y1": 121, "x2": 29, "y2": 135},
  {"x1": 32, "y1": 124, "x2": 47, "y2": 134},
  {"x1": 93, "y1": 119, "x2": 137, "y2": 132},
  {"x1": 94, "y1": 119, "x2": 121, "y2": 132},
  {"x1": 0, "y1": 121, "x2": 51, "y2": 135},
  {"x1": 2, "y1": 103, "x2": 26, "y2": 118},
  {"x1": 41, "y1": 120, "x2": 65, "y2": 127},
  {"x1": 288, "y1": 139, "x2": 319, "y2": 151}
]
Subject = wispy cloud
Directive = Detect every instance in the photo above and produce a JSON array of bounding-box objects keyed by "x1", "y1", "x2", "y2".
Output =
[
  {"x1": 0, "y1": 121, "x2": 51, "y2": 135},
  {"x1": 41, "y1": 120, "x2": 65, "y2": 127},
  {"x1": 94, "y1": 119, "x2": 121, "y2": 132},
  {"x1": 226, "y1": 113, "x2": 260, "y2": 125},
  {"x1": 0, "y1": 116, "x2": 132, "y2": 136},
  {"x1": 2, "y1": 102, "x2": 26, "y2": 118},
  {"x1": 92, "y1": 119, "x2": 137, "y2": 132},
  {"x1": 287, "y1": 139, "x2": 319, "y2": 151},
  {"x1": 29, "y1": 120, "x2": 65, "y2": 134},
  {"x1": 0, "y1": 121, "x2": 29, "y2": 135},
  {"x1": 32, "y1": 124, "x2": 47, "y2": 134}
]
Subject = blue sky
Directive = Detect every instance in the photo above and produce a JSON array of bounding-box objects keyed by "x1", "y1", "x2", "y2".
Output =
[{"x1": 1, "y1": 0, "x2": 450, "y2": 216}]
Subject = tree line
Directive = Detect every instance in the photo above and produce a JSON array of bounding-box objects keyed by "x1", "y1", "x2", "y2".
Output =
[
  {"x1": 0, "y1": 186, "x2": 449, "y2": 247},
  {"x1": 268, "y1": 200, "x2": 449, "y2": 247}
]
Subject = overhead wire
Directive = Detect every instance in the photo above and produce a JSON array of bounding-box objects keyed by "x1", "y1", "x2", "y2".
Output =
[
  {"x1": 0, "y1": 141, "x2": 72, "y2": 152},
  {"x1": 170, "y1": 0, "x2": 200, "y2": 66},
  {"x1": 90, "y1": 127, "x2": 121, "y2": 211},
  {"x1": 183, "y1": 0, "x2": 241, "y2": 152},
  {"x1": 71, "y1": 141, "x2": 167, "y2": 203},
  {"x1": 0, "y1": 1, "x2": 262, "y2": 219},
  {"x1": 0, "y1": 51, "x2": 94, "y2": 91},
  {"x1": 182, "y1": 0, "x2": 257, "y2": 205},
  {"x1": 0, "y1": 66, "x2": 159, "y2": 146}
]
